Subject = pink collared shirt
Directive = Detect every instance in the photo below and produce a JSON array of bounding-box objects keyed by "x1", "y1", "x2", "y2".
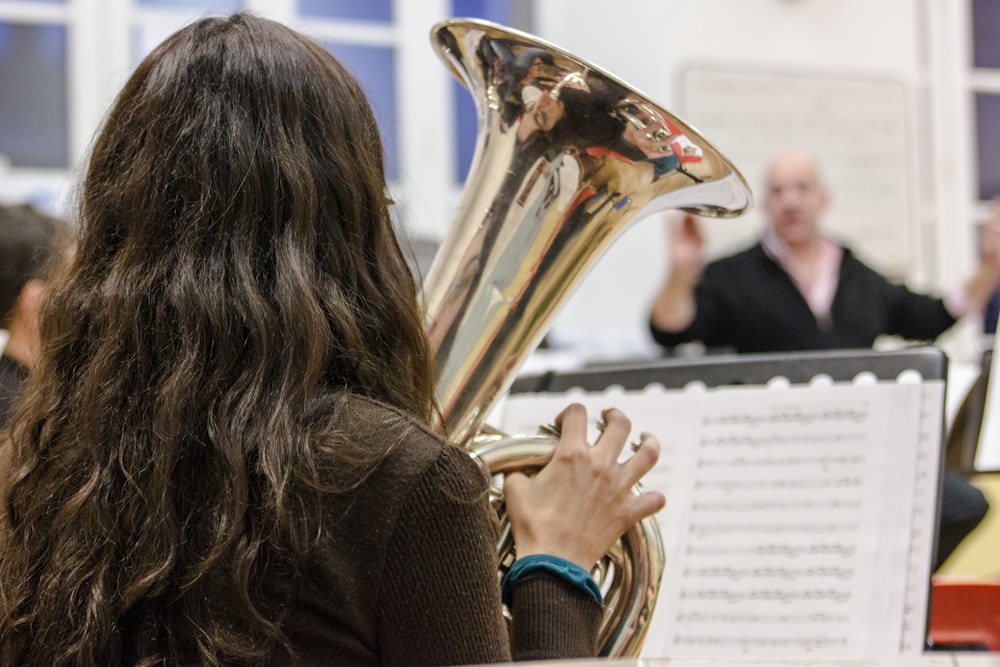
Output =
[
  {"x1": 761, "y1": 228, "x2": 843, "y2": 328},
  {"x1": 761, "y1": 228, "x2": 970, "y2": 326}
]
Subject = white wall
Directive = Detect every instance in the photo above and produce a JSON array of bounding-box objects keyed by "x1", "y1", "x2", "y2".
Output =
[
  {"x1": 1, "y1": 1, "x2": 984, "y2": 366},
  {"x1": 519, "y1": 0, "x2": 984, "y2": 364}
]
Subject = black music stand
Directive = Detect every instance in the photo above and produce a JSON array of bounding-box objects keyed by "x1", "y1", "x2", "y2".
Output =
[
  {"x1": 511, "y1": 344, "x2": 948, "y2": 393},
  {"x1": 944, "y1": 348, "x2": 995, "y2": 474}
]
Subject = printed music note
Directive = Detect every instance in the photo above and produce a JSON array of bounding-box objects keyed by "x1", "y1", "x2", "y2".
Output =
[{"x1": 502, "y1": 378, "x2": 939, "y2": 659}]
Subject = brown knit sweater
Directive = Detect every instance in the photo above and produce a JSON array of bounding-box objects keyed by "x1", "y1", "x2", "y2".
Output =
[{"x1": 274, "y1": 395, "x2": 603, "y2": 665}]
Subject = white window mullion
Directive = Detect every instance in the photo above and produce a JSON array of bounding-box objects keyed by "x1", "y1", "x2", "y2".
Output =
[
  {"x1": 69, "y1": 0, "x2": 131, "y2": 170},
  {"x1": 919, "y1": 0, "x2": 980, "y2": 361},
  {"x1": 244, "y1": 0, "x2": 293, "y2": 23},
  {"x1": 0, "y1": 3, "x2": 66, "y2": 22},
  {"x1": 393, "y1": 0, "x2": 454, "y2": 242}
]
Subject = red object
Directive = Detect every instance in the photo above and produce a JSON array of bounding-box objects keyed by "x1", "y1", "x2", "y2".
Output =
[{"x1": 928, "y1": 577, "x2": 1000, "y2": 650}]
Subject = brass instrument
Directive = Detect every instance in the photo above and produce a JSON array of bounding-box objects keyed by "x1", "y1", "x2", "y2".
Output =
[{"x1": 423, "y1": 19, "x2": 752, "y2": 656}]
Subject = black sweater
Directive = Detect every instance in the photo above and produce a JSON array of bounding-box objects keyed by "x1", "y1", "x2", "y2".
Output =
[
  {"x1": 267, "y1": 395, "x2": 602, "y2": 666},
  {"x1": 650, "y1": 243, "x2": 957, "y2": 354}
]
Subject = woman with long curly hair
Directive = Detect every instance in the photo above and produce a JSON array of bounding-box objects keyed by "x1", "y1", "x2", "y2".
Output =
[{"x1": 0, "y1": 12, "x2": 664, "y2": 666}]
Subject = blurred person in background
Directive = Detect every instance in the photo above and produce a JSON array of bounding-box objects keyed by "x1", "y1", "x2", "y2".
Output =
[
  {"x1": 649, "y1": 149, "x2": 998, "y2": 569},
  {"x1": 0, "y1": 203, "x2": 68, "y2": 425}
]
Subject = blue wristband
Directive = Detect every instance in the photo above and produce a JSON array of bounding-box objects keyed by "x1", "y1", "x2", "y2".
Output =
[{"x1": 501, "y1": 554, "x2": 603, "y2": 606}]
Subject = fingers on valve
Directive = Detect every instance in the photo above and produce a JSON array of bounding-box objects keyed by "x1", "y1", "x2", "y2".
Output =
[
  {"x1": 626, "y1": 431, "x2": 661, "y2": 474},
  {"x1": 554, "y1": 402, "x2": 587, "y2": 433},
  {"x1": 635, "y1": 487, "x2": 667, "y2": 518},
  {"x1": 597, "y1": 407, "x2": 631, "y2": 441}
]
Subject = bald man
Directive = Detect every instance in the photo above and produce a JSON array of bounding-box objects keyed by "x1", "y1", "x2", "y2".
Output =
[
  {"x1": 648, "y1": 149, "x2": 998, "y2": 570},
  {"x1": 649, "y1": 149, "x2": 1000, "y2": 353}
]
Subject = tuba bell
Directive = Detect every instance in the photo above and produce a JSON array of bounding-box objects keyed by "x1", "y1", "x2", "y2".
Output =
[{"x1": 422, "y1": 19, "x2": 752, "y2": 656}]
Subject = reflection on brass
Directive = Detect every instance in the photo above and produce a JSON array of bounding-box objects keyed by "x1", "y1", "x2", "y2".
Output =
[{"x1": 423, "y1": 19, "x2": 753, "y2": 657}]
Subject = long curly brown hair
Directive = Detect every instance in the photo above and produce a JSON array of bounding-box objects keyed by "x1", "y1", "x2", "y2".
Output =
[{"x1": 0, "y1": 13, "x2": 434, "y2": 665}]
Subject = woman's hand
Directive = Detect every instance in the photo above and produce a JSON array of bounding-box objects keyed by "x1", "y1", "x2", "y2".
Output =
[{"x1": 503, "y1": 403, "x2": 666, "y2": 569}]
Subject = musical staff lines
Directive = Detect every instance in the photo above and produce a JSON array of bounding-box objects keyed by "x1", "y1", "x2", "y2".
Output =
[
  {"x1": 502, "y1": 377, "x2": 942, "y2": 659},
  {"x1": 681, "y1": 566, "x2": 855, "y2": 582},
  {"x1": 685, "y1": 543, "x2": 858, "y2": 559}
]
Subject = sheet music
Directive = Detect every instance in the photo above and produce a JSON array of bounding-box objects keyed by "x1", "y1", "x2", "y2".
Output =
[
  {"x1": 634, "y1": 659, "x2": 959, "y2": 667},
  {"x1": 501, "y1": 378, "x2": 942, "y2": 659},
  {"x1": 628, "y1": 658, "x2": 960, "y2": 667},
  {"x1": 899, "y1": 377, "x2": 945, "y2": 652}
]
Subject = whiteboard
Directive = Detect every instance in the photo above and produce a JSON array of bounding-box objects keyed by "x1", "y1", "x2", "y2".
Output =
[{"x1": 680, "y1": 66, "x2": 916, "y2": 279}]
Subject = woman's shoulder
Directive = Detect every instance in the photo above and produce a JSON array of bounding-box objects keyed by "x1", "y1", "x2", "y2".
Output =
[
  {"x1": 341, "y1": 393, "x2": 445, "y2": 457},
  {"x1": 339, "y1": 394, "x2": 488, "y2": 497}
]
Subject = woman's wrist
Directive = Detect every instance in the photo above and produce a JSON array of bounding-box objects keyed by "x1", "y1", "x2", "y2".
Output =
[{"x1": 501, "y1": 553, "x2": 603, "y2": 607}]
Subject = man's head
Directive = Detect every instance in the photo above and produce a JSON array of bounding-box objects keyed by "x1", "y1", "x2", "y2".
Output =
[
  {"x1": 0, "y1": 204, "x2": 66, "y2": 366},
  {"x1": 762, "y1": 149, "x2": 830, "y2": 247},
  {"x1": 517, "y1": 86, "x2": 566, "y2": 141}
]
